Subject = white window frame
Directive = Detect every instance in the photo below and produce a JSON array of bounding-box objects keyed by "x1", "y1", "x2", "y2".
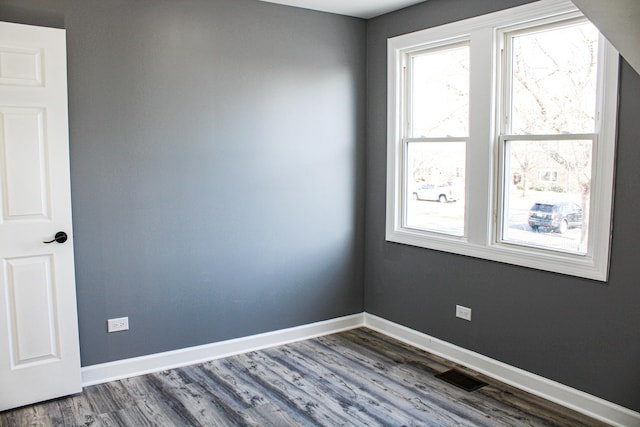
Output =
[{"x1": 386, "y1": 0, "x2": 619, "y2": 281}]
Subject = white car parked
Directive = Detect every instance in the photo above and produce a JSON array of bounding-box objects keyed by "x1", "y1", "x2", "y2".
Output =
[{"x1": 412, "y1": 182, "x2": 457, "y2": 203}]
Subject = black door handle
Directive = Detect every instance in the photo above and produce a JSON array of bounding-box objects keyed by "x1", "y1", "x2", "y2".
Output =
[{"x1": 44, "y1": 231, "x2": 68, "y2": 244}]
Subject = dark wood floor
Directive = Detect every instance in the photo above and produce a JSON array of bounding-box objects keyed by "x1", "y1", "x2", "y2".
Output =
[{"x1": 1, "y1": 328, "x2": 608, "y2": 426}]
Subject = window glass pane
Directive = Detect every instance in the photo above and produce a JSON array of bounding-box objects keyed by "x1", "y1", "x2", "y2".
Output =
[
  {"x1": 502, "y1": 139, "x2": 592, "y2": 254},
  {"x1": 410, "y1": 45, "x2": 469, "y2": 138},
  {"x1": 510, "y1": 22, "x2": 599, "y2": 134},
  {"x1": 406, "y1": 141, "x2": 465, "y2": 236}
]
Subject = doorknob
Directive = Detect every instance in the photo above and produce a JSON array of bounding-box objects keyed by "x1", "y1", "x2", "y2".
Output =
[{"x1": 43, "y1": 231, "x2": 68, "y2": 244}]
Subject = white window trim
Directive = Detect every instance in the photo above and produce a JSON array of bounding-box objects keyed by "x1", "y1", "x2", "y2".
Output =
[{"x1": 386, "y1": 0, "x2": 619, "y2": 281}]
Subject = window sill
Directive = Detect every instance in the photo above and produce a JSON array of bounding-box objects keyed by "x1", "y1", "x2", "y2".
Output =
[{"x1": 386, "y1": 228, "x2": 608, "y2": 281}]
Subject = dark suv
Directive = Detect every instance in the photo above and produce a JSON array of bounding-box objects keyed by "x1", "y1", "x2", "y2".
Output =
[{"x1": 528, "y1": 201, "x2": 582, "y2": 233}]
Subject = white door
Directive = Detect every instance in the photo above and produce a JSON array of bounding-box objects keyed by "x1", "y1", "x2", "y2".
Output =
[{"x1": 0, "y1": 21, "x2": 81, "y2": 411}]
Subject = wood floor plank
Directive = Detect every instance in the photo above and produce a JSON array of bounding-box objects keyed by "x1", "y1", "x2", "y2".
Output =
[
  {"x1": 179, "y1": 363, "x2": 258, "y2": 413},
  {"x1": 120, "y1": 396, "x2": 190, "y2": 427},
  {"x1": 267, "y1": 344, "x2": 443, "y2": 426},
  {"x1": 0, "y1": 402, "x2": 65, "y2": 427},
  {"x1": 218, "y1": 353, "x2": 328, "y2": 426},
  {"x1": 96, "y1": 404, "x2": 155, "y2": 427},
  {"x1": 154, "y1": 379, "x2": 247, "y2": 426},
  {"x1": 241, "y1": 348, "x2": 387, "y2": 426},
  {"x1": 296, "y1": 336, "x2": 487, "y2": 426},
  {"x1": 238, "y1": 402, "x2": 303, "y2": 426},
  {"x1": 239, "y1": 351, "x2": 352, "y2": 424},
  {"x1": 56, "y1": 393, "x2": 99, "y2": 426},
  {"x1": 321, "y1": 332, "x2": 518, "y2": 425},
  {"x1": 0, "y1": 328, "x2": 611, "y2": 427},
  {"x1": 82, "y1": 380, "x2": 139, "y2": 414},
  {"x1": 140, "y1": 373, "x2": 211, "y2": 426}
]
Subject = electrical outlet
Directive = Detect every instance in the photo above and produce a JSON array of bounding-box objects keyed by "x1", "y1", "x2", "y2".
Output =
[
  {"x1": 455, "y1": 305, "x2": 472, "y2": 321},
  {"x1": 107, "y1": 317, "x2": 129, "y2": 333}
]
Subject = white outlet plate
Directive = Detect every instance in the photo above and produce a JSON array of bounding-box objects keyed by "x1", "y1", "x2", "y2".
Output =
[
  {"x1": 107, "y1": 317, "x2": 129, "y2": 333},
  {"x1": 456, "y1": 305, "x2": 472, "y2": 321}
]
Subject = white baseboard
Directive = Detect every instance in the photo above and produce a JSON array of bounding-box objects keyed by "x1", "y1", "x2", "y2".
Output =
[
  {"x1": 81, "y1": 313, "x2": 365, "y2": 387},
  {"x1": 363, "y1": 313, "x2": 640, "y2": 427}
]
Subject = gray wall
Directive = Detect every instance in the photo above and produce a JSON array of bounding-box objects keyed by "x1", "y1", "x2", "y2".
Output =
[
  {"x1": 365, "y1": 0, "x2": 640, "y2": 412},
  {"x1": 0, "y1": 0, "x2": 366, "y2": 366}
]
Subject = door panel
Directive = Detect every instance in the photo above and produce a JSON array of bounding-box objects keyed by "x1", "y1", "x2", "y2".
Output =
[
  {"x1": 0, "y1": 21, "x2": 81, "y2": 411},
  {"x1": 6, "y1": 255, "x2": 58, "y2": 366},
  {"x1": 1, "y1": 107, "x2": 49, "y2": 220},
  {"x1": 0, "y1": 46, "x2": 43, "y2": 87}
]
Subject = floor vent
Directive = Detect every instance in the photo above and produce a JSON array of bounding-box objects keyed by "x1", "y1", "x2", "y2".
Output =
[{"x1": 435, "y1": 369, "x2": 488, "y2": 392}]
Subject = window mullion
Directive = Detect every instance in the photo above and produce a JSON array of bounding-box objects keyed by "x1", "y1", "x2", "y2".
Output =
[{"x1": 466, "y1": 27, "x2": 496, "y2": 245}]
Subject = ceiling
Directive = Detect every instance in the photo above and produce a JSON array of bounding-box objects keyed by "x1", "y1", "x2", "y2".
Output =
[{"x1": 258, "y1": 0, "x2": 427, "y2": 19}]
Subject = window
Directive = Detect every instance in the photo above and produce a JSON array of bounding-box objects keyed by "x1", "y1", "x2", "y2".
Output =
[
  {"x1": 386, "y1": 0, "x2": 619, "y2": 281},
  {"x1": 405, "y1": 42, "x2": 468, "y2": 236},
  {"x1": 499, "y1": 19, "x2": 599, "y2": 256}
]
